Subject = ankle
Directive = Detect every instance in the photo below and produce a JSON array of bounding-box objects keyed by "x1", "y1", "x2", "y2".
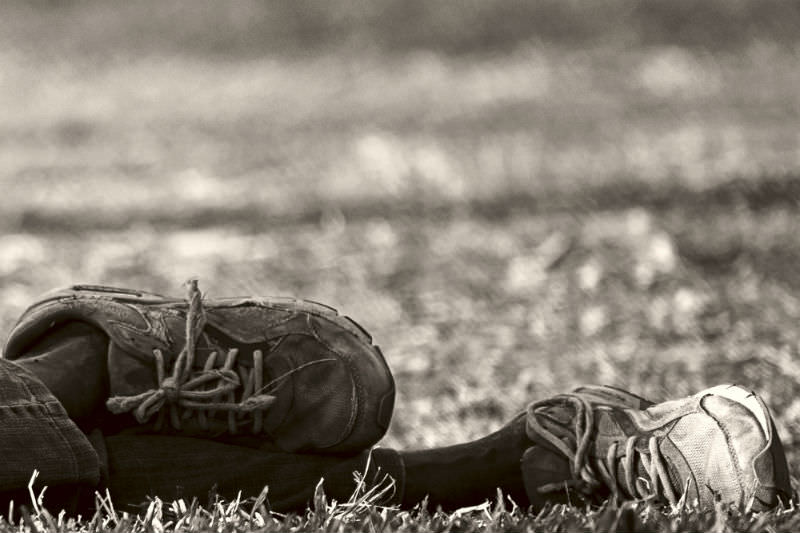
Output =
[{"x1": 400, "y1": 413, "x2": 531, "y2": 509}]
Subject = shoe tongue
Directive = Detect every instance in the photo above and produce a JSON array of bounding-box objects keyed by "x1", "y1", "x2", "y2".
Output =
[
  {"x1": 107, "y1": 342, "x2": 158, "y2": 396},
  {"x1": 107, "y1": 335, "x2": 236, "y2": 397}
]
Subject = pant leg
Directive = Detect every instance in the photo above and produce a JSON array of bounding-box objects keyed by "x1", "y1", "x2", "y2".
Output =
[
  {"x1": 0, "y1": 358, "x2": 100, "y2": 512},
  {"x1": 6, "y1": 314, "x2": 408, "y2": 513},
  {"x1": 102, "y1": 434, "x2": 405, "y2": 513}
]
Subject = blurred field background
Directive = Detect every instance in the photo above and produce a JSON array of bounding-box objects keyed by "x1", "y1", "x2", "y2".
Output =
[{"x1": 2, "y1": 0, "x2": 800, "y2": 474}]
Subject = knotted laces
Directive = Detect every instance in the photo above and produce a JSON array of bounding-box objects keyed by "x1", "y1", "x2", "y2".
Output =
[
  {"x1": 106, "y1": 280, "x2": 283, "y2": 434},
  {"x1": 528, "y1": 394, "x2": 680, "y2": 506}
]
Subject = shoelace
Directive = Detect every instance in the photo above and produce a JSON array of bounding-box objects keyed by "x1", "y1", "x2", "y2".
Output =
[
  {"x1": 106, "y1": 280, "x2": 304, "y2": 434},
  {"x1": 528, "y1": 394, "x2": 679, "y2": 506}
]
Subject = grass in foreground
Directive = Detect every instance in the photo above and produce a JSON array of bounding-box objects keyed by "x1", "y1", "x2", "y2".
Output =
[{"x1": 9, "y1": 484, "x2": 800, "y2": 533}]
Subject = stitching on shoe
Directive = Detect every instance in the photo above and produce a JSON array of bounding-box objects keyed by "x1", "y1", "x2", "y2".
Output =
[
  {"x1": 306, "y1": 314, "x2": 360, "y2": 446},
  {"x1": 105, "y1": 281, "x2": 279, "y2": 434}
]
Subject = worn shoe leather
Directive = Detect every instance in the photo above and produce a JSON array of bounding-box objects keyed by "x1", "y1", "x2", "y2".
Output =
[{"x1": 3, "y1": 282, "x2": 395, "y2": 453}]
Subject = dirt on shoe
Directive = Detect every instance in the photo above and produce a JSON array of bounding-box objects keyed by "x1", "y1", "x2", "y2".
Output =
[{"x1": 3, "y1": 282, "x2": 396, "y2": 453}]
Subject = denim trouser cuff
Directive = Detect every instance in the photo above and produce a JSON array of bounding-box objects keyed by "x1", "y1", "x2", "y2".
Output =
[{"x1": 0, "y1": 359, "x2": 100, "y2": 492}]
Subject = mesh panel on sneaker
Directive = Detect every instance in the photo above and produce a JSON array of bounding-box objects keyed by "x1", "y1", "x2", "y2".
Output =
[{"x1": 667, "y1": 412, "x2": 738, "y2": 503}]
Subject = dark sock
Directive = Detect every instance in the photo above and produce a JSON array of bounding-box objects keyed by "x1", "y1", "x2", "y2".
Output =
[
  {"x1": 399, "y1": 413, "x2": 531, "y2": 510},
  {"x1": 13, "y1": 321, "x2": 109, "y2": 427}
]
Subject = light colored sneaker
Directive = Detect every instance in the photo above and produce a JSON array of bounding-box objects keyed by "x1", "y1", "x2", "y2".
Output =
[{"x1": 523, "y1": 384, "x2": 792, "y2": 510}]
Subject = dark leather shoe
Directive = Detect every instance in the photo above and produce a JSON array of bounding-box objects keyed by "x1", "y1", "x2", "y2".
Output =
[{"x1": 4, "y1": 282, "x2": 395, "y2": 453}]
